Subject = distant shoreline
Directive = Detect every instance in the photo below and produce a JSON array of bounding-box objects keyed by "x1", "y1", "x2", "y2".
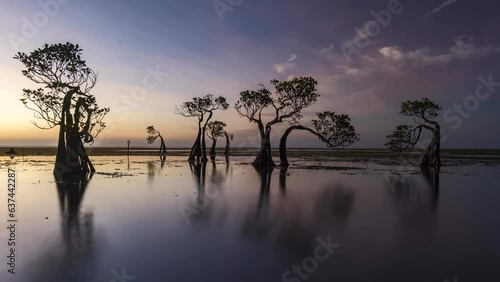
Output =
[{"x1": 2, "y1": 147, "x2": 500, "y2": 161}]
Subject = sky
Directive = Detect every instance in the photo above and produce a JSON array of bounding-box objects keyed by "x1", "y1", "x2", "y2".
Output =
[{"x1": 0, "y1": 0, "x2": 499, "y2": 149}]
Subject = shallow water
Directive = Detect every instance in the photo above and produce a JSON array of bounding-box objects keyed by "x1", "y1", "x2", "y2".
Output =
[{"x1": 0, "y1": 156, "x2": 499, "y2": 282}]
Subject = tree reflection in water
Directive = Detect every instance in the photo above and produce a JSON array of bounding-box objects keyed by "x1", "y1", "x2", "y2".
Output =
[
  {"x1": 385, "y1": 167, "x2": 441, "y2": 234},
  {"x1": 182, "y1": 163, "x2": 356, "y2": 258},
  {"x1": 26, "y1": 174, "x2": 99, "y2": 282},
  {"x1": 241, "y1": 168, "x2": 355, "y2": 258},
  {"x1": 57, "y1": 174, "x2": 95, "y2": 255},
  {"x1": 186, "y1": 161, "x2": 231, "y2": 224},
  {"x1": 313, "y1": 183, "x2": 355, "y2": 227},
  {"x1": 147, "y1": 156, "x2": 167, "y2": 181}
]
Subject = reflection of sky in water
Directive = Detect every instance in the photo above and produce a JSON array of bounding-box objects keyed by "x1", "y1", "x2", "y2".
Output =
[{"x1": 0, "y1": 156, "x2": 499, "y2": 282}]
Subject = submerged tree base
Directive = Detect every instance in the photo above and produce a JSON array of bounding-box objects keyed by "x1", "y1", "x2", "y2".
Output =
[{"x1": 252, "y1": 148, "x2": 277, "y2": 171}]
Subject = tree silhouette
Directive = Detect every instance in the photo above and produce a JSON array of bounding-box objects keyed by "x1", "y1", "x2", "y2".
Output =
[
  {"x1": 224, "y1": 133, "x2": 233, "y2": 158},
  {"x1": 235, "y1": 77, "x2": 320, "y2": 170},
  {"x1": 14, "y1": 42, "x2": 109, "y2": 178},
  {"x1": 386, "y1": 98, "x2": 442, "y2": 167},
  {"x1": 279, "y1": 111, "x2": 359, "y2": 167},
  {"x1": 206, "y1": 121, "x2": 227, "y2": 161},
  {"x1": 146, "y1": 125, "x2": 167, "y2": 155},
  {"x1": 176, "y1": 94, "x2": 229, "y2": 162}
]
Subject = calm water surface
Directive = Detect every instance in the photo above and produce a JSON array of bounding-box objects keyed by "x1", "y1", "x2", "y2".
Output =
[{"x1": 0, "y1": 156, "x2": 499, "y2": 282}]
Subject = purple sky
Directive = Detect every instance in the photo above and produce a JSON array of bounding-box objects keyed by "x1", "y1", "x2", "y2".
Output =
[{"x1": 0, "y1": 0, "x2": 499, "y2": 148}]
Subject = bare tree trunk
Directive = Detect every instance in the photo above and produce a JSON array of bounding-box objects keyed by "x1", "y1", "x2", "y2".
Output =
[
  {"x1": 189, "y1": 120, "x2": 203, "y2": 162},
  {"x1": 252, "y1": 121, "x2": 266, "y2": 167},
  {"x1": 54, "y1": 92, "x2": 73, "y2": 177},
  {"x1": 224, "y1": 132, "x2": 230, "y2": 156},
  {"x1": 66, "y1": 133, "x2": 84, "y2": 176},
  {"x1": 432, "y1": 123, "x2": 441, "y2": 167},
  {"x1": 159, "y1": 134, "x2": 167, "y2": 155},
  {"x1": 279, "y1": 127, "x2": 295, "y2": 168},
  {"x1": 420, "y1": 122, "x2": 441, "y2": 168},
  {"x1": 279, "y1": 125, "x2": 317, "y2": 168},
  {"x1": 201, "y1": 112, "x2": 213, "y2": 162},
  {"x1": 201, "y1": 129, "x2": 208, "y2": 162},
  {"x1": 253, "y1": 124, "x2": 276, "y2": 170},
  {"x1": 55, "y1": 122, "x2": 66, "y2": 169},
  {"x1": 75, "y1": 137, "x2": 95, "y2": 173},
  {"x1": 210, "y1": 138, "x2": 217, "y2": 161}
]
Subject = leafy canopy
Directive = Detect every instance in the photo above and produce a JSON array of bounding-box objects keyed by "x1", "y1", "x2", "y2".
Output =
[
  {"x1": 146, "y1": 126, "x2": 159, "y2": 144},
  {"x1": 234, "y1": 87, "x2": 273, "y2": 122},
  {"x1": 399, "y1": 98, "x2": 442, "y2": 120},
  {"x1": 386, "y1": 98, "x2": 442, "y2": 152},
  {"x1": 206, "y1": 121, "x2": 227, "y2": 140},
  {"x1": 176, "y1": 94, "x2": 229, "y2": 119},
  {"x1": 15, "y1": 42, "x2": 108, "y2": 139},
  {"x1": 312, "y1": 111, "x2": 359, "y2": 149},
  {"x1": 14, "y1": 42, "x2": 97, "y2": 91},
  {"x1": 385, "y1": 124, "x2": 420, "y2": 152},
  {"x1": 235, "y1": 77, "x2": 320, "y2": 125}
]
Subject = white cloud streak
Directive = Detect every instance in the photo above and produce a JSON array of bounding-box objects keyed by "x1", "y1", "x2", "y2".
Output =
[
  {"x1": 424, "y1": 0, "x2": 460, "y2": 18},
  {"x1": 378, "y1": 37, "x2": 500, "y2": 68},
  {"x1": 274, "y1": 53, "x2": 298, "y2": 73}
]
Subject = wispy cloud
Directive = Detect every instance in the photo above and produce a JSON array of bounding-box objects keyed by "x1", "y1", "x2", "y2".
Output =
[
  {"x1": 319, "y1": 44, "x2": 335, "y2": 54},
  {"x1": 424, "y1": 0, "x2": 460, "y2": 18},
  {"x1": 274, "y1": 53, "x2": 298, "y2": 73},
  {"x1": 344, "y1": 21, "x2": 377, "y2": 47},
  {"x1": 378, "y1": 37, "x2": 500, "y2": 68}
]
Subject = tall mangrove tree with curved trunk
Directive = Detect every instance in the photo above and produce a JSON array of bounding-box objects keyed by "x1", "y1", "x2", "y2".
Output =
[
  {"x1": 279, "y1": 111, "x2": 360, "y2": 167},
  {"x1": 386, "y1": 98, "x2": 442, "y2": 167},
  {"x1": 14, "y1": 43, "x2": 109, "y2": 179},
  {"x1": 235, "y1": 77, "x2": 320, "y2": 170},
  {"x1": 206, "y1": 121, "x2": 229, "y2": 161},
  {"x1": 146, "y1": 125, "x2": 167, "y2": 154},
  {"x1": 176, "y1": 95, "x2": 228, "y2": 162}
]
